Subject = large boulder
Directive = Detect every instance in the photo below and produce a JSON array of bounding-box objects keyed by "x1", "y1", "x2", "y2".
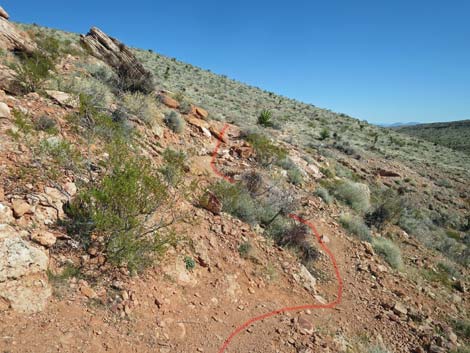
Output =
[
  {"x1": 0, "y1": 64, "x2": 23, "y2": 95},
  {"x1": 0, "y1": 225, "x2": 51, "y2": 313},
  {"x1": 80, "y1": 27, "x2": 154, "y2": 93},
  {"x1": 0, "y1": 8, "x2": 37, "y2": 53}
]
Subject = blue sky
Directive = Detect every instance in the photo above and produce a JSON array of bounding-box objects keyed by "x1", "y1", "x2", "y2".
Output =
[{"x1": 3, "y1": 0, "x2": 470, "y2": 124}]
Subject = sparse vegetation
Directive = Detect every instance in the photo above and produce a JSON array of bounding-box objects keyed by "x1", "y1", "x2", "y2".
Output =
[
  {"x1": 332, "y1": 180, "x2": 370, "y2": 213},
  {"x1": 164, "y1": 111, "x2": 185, "y2": 134},
  {"x1": 314, "y1": 187, "x2": 333, "y2": 205},
  {"x1": 244, "y1": 132, "x2": 286, "y2": 166},
  {"x1": 339, "y1": 213, "x2": 371, "y2": 241},
  {"x1": 372, "y1": 237, "x2": 403, "y2": 270},
  {"x1": 12, "y1": 51, "x2": 54, "y2": 93}
]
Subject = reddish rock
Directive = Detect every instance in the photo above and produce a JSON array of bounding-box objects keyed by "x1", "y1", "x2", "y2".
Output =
[
  {"x1": 376, "y1": 168, "x2": 401, "y2": 177},
  {"x1": 186, "y1": 115, "x2": 210, "y2": 130},
  {"x1": 200, "y1": 192, "x2": 222, "y2": 215},
  {"x1": 209, "y1": 125, "x2": 228, "y2": 143},
  {"x1": 159, "y1": 94, "x2": 179, "y2": 109},
  {"x1": 194, "y1": 106, "x2": 208, "y2": 119}
]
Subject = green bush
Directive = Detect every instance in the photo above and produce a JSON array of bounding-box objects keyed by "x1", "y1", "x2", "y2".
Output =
[
  {"x1": 339, "y1": 213, "x2": 371, "y2": 241},
  {"x1": 115, "y1": 62, "x2": 154, "y2": 94},
  {"x1": 314, "y1": 187, "x2": 333, "y2": 205},
  {"x1": 164, "y1": 111, "x2": 185, "y2": 134},
  {"x1": 245, "y1": 133, "x2": 286, "y2": 166},
  {"x1": 238, "y1": 241, "x2": 253, "y2": 259},
  {"x1": 211, "y1": 181, "x2": 257, "y2": 224},
  {"x1": 121, "y1": 92, "x2": 159, "y2": 124},
  {"x1": 66, "y1": 138, "x2": 170, "y2": 272},
  {"x1": 12, "y1": 51, "x2": 54, "y2": 93},
  {"x1": 319, "y1": 128, "x2": 330, "y2": 140},
  {"x1": 372, "y1": 237, "x2": 403, "y2": 270},
  {"x1": 333, "y1": 180, "x2": 370, "y2": 213},
  {"x1": 287, "y1": 167, "x2": 303, "y2": 185},
  {"x1": 257, "y1": 109, "x2": 273, "y2": 127}
]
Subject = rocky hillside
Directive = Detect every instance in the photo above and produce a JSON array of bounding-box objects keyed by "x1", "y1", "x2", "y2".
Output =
[
  {"x1": 394, "y1": 120, "x2": 470, "y2": 154},
  {"x1": 0, "y1": 6, "x2": 469, "y2": 353}
]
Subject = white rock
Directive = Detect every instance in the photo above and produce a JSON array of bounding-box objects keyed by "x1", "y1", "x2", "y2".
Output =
[
  {"x1": 64, "y1": 182, "x2": 77, "y2": 197},
  {"x1": 0, "y1": 226, "x2": 51, "y2": 313},
  {"x1": 45, "y1": 90, "x2": 79, "y2": 108},
  {"x1": 0, "y1": 102, "x2": 10, "y2": 119},
  {"x1": 0, "y1": 203, "x2": 13, "y2": 224}
]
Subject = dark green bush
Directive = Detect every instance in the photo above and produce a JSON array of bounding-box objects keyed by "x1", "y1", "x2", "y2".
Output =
[
  {"x1": 319, "y1": 128, "x2": 330, "y2": 140},
  {"x1": 257, "y1": 109, "x2": 273, "y2": 127},
  {"x1": 66, "y1": 139, "x2": 170, "y2": 271},
  {"x1": 245, "y1": 133, "x2": 286, "y2": 166},
  {"x1": 12, "y1": 51, "x2": 54, "y2": 93},
  {"x1": 159, "y1": 148, "x2": 186, "y2": 187},
  {"x1": 116, "y1": 62, "x2": 154, "y2": 94}
]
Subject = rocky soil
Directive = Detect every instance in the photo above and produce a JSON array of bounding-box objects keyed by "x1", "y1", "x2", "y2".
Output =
[{"x1": 0, "y1": 6, "x2": 468, "y2": 353}]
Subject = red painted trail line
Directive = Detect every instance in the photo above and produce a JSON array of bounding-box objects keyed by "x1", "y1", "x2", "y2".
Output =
[{"x1": 210, "y1": 124, "x2": 344, "y2": 353}]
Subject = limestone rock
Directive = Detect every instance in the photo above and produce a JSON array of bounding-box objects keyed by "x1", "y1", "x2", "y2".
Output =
[
  {"x1": 298, "y1": 264, "x2": 317, "y2": 291},
  {"x1": 45, "y1": 90, "x2": 79, "y2": 108},
  {"x1": 80, "y1": 27, "x2": 154, "y2": 93},
  {"x1": 0, "y1": 102, "x2": 10, "y2": 119},
  {"x1": 0, "y1": 203, "x2": 13, "y2": 224},
  {"x1": 0, "y1": 226, "x2": 51, "y2": 313},
  {"x1": 64, "y1": 182, "x2": 77, "y2": 197},
  {"x1": 0, "y1": 15, "x2": 37, "y2": 53}
]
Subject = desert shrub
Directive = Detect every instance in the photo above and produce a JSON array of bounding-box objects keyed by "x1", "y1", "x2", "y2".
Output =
[
  {"x1": 115, "y1": 62, "x2": 154, "y2": 94},
  {"x1": 333, "y1": 180, "x2": 370, "y2": 213},
  {"x1": 238, "y1": 241, "x2": 254, "y2": 259},
  {"x1": 242, "y1": 171, "x2": 263, "y2": 196},
  {"x1": 365, "y1": 189, "x2": 403, "y2": 230},
  {"x1": 60, "y1": 75, "x2": 113, "y2": 110},
  {"x1": 164, "y1": 111, "x2": 185, "y2": 134},
  {"x1": 184, "y1": 256, "x2": 196, "y2": 271},
  {"x1": 314, "y1": 187, "x2": 333, "y2": 205},
  {"x1": 121, "y1": 92, "x2": 158, "y2": 124},
  {"x1": 257, "y1": 109, "x2": 273, "y2": 127},
  {"x1": 211, "y1": 181, "x2": 257, "y2": 224},
  {"x1": 452, "y1": 318, "x2": 470, "y2": 341},
  {"x1": 12, "y1": 51, "x2": 54, "y2": 93},
  {"x1": 34, "y1": 115, "x2": 57, "y2": 133},
  {"x1": 339, "y1": 213, "x2": 371, "y2": 241},
  {"x1": 287, "y1": 167, "x2": 303, "y2": 185},
  {"x1": 39, "y1": 138, "x2": 81, "y2": 171},
  {"x1": 372, "y1": 237, "x2": 403, "y2": 270},
  {"x1": 65, "y1": 139, "x2": 171, "y2": 271},
  {"x1": 277, "y1": 223, "x2": 320, "y2": 263},
  {"x1": 245, "y1": 133, "x2": 286, "y2": 166},
  {"x1": 319, "y1": 128, "x2": 330, "y2": 140},
  {"x1": 159, "y1": 148, "x2": 186, "y2": 187}
]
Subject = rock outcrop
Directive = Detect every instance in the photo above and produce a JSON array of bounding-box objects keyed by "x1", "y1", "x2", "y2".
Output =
[
  {"x1": 80, "y1": 27, "x2": 154, "y2": 93},
  {"x1": 0, "y1": 225, "x2": 51, "y2": 313},
  {"x1": 0, "y1": 64, "x2": 23, "y2": 95},
  {"x1": 0, "y1": 7, "x2": 37, "y2": 53}
]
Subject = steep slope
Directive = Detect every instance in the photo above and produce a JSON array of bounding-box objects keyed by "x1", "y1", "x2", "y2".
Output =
[
  {"x1": 395, "y1": 120, "x2": 470, "y2": 154},
  {"x1": 0, "y1": 9, "x2": 468, "y2": 353}
]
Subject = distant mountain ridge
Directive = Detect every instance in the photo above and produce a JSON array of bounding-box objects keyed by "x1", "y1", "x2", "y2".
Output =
[
  {"x1": 395, "y1": 119, "x2": 470, "y2": 154},
  {"x1": 378, "y1": 122, "x2": 421, "y2": 128}
]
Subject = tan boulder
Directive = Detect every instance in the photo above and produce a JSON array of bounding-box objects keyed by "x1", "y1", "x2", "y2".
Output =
[
  {"x1": 186, "y1": 115, "x2": 210, "y2": 129},
  {"x1": 191, "y1": 106, "x2": 208, "y2": 119},
  {"x1": 31, "y1": 231, "x2": 56, "y2": 248},
  {"x1": 11, "y1": 199, "x2": 31, "y2": 218},
  {"x1": 0, "y1": 203, "x2": 13, "y2": 224}
]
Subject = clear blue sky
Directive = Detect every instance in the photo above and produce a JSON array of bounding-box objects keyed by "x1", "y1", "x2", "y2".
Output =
[{"x1": 4, "y1": 0, "x2": 470, "y2": 124}]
